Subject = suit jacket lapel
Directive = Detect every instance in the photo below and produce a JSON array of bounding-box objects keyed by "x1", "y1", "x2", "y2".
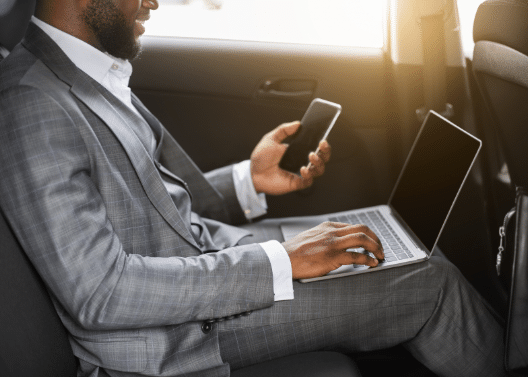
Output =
[
  {"x1": 131, "y1": 95, "x2": 196, "y2": 201},
  {"x1": 23, "y1": 23, "x2": 199, "y2": 249},
  {"x1": 128, "y1": 96, "x2": 232, "y2": 223}
]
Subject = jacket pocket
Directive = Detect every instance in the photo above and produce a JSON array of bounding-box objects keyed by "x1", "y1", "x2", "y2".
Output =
[{"x1": 72, "y1": 337, "x2": 148, "y2": 373}]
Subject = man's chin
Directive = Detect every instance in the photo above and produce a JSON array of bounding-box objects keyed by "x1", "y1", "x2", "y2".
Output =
[
  {"x1": 103, "y1": 37, "x2": 141, "y2": 61},
  {"x1": 134, "y1": 21, "x2": 146, "y2": 37}
]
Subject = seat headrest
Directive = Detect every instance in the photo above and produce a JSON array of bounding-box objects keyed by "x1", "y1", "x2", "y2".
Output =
[
  {"x1": 473, "y1": 0, "x2": 528, "y2": 57},
  {"x1": 0, "y1": 0, "x2": 36, "y2": 51}
]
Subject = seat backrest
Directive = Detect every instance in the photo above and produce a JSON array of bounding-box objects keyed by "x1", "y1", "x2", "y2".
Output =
[
  {"x1": 472, "y1": 0, "x2": 528, "y2": 189},
  {"x1": 0, "y1": 0, "x2": 36, "y2": 51},
  {"x1": 0, "y1": 1, "x2": 77, "y2": 375},
  {"x1": 0, "y1": 209, "x2": 78, "y2": 377}
]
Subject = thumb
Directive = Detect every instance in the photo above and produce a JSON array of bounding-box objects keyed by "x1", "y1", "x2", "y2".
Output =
[{"x1": 272, "y1": 121, "x2": 301, "y2": 143}]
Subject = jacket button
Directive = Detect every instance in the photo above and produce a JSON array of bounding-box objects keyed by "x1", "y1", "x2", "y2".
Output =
[{"x1": 201, "y1": 322, "x2": 213, "y2": 334}]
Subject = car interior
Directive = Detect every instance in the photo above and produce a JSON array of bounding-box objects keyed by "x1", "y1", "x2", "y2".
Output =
[{"x1": 0, "y1": 0, "x2": 527, "y2": 376}]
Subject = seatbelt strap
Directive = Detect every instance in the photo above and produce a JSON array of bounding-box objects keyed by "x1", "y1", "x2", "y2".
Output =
[{"x1": 416, "y1": 1, "x2": 454, "y2": 121}]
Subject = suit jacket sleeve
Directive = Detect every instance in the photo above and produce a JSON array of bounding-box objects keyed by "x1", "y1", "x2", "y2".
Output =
[
  {"x1": 0, "y1": 85, "x2": 275, "y2": 331},
  {"x1": 204, "y1": 165, "x2": 248, "y2": 225}
]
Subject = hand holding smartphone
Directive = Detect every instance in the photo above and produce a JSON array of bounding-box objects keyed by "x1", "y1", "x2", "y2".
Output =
[{"x1": 279, "y1": 98, "x2": 341, "y2": 174}]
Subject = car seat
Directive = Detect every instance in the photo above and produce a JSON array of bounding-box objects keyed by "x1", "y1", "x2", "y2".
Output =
[
  {"x1": 472, "y1": 0, "x2": 528, "y2": 372},
  {"x1": 472, "y1": 0, "x2": 528, "y2": 190}
]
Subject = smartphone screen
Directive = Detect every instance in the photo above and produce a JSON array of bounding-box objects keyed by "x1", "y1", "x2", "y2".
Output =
[{"x1": 279, "y1": 98, "x2": 341, "y2": 173}]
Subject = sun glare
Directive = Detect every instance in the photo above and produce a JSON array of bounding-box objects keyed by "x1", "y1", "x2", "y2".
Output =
[
  {"x1": 145, "y1": 0, "x2": 385, "y2": 48},
  {"x1": 145, "y1": 0, "x2": 485, "y2": 53},
  {"x1": 456, "y1": 0, "x2": 486, "y2": 57}
]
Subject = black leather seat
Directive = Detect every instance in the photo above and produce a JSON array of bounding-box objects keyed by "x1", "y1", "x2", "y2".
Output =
[
  {"x1": 472, "y1": 0, "x2": 528, "y2": 190},
  {"x1": 0, "y1": 210, "x2": 79, "y2": 377},
  {"x1": 231, "y1": 351, "x2": 361, "y2": 377},
  {"x1": 472, "y1": 1, "x2": 528, "y2": 372},
  {"x1": 0, "y1": 0, "x2": 35, "y2": 53},
  {"x1": 0, "y1": 2, "x2": 360, "y2": 376}
]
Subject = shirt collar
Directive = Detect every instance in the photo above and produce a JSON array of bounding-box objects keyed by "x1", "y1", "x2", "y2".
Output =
[{"x1": 31, "y1": 16, "x2": 133, "y2": 85}]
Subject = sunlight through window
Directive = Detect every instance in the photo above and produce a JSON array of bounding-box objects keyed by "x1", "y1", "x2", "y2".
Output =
[
  {"x1": 456, "y1": 0, "x2": 486, "y2": 57},
  {"x1": 144, "y1": 0, "x2": 385, "y2": 48}
]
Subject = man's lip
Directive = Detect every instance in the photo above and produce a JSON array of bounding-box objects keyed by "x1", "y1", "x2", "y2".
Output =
[{"x1": 136, "y1": 14, "x2": 150, "y2": 22}]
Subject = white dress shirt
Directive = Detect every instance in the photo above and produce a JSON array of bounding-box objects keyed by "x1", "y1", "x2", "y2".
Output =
[{"x1": 31, "y1": 17, "x2": 294, "y2": 301}]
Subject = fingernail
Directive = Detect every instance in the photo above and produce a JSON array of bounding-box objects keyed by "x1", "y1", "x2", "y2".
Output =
[{"x1": 373, "y1": 259, "x2": 379, "y2": 266}]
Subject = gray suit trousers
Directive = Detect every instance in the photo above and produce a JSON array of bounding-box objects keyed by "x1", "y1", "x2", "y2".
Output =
[{"x1": 224, "y1": 219, "x2": 506, "y2": 377}]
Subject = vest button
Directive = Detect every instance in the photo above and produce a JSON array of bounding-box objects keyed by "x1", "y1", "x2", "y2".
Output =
[{"x1": 201, "y1": 321, "x2": 213, "y2": 334}]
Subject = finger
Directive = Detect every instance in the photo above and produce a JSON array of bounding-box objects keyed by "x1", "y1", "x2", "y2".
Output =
[
  {"x1": 317, "y1": 140, "x2": 332, "y2": 163},
  {"x1": 298, "y1": 166, "x2": 315, "y2": 187},
  {"x1": 337, "y1": 250, "x2": 379, "y2": 267},
  {"x1": 283, "y1": 167, "x2": 313, "y2": 191},
  {"x1": 272, "y1": 121, "x2": 301, "y2": 143},
  {"x1": 332, "y1": 223, "x2": 382, "y2": 247},
  {"x1": 275, "y1": 142, "x2": 289, "y2": 158},
  {"x1": 323, "y1": 221, "x2": 351, "y2": 228},
  {"x1": 351, "y1": 224, "x2": 382, "y2": 246},
  {"x1": 339, "y1": 231, "x2": 384, "y2": 260},
  {"x1": 308, "y1": 152, "x2": 325, "y2": 177},
  {"x1": 299, "y1": 165, "x2": 311, "y2": 180}
]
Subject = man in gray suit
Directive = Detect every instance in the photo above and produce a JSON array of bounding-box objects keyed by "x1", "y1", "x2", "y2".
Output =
[{"x1": 0, "y1": 0, "x2": 507, "y2": 376}]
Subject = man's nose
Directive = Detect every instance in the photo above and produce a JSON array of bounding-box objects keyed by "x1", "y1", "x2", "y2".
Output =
[{"x1": 142, "y1": 0, "x2": 159, "y2": 10}]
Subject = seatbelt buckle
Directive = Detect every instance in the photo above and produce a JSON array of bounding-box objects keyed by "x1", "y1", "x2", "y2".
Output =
[
  {"x1": 416, "y1": 103, "x2": 454, "y2": 122},
  {"x1": 496, "y1": 207, "x2": 517, "y2": 276}
]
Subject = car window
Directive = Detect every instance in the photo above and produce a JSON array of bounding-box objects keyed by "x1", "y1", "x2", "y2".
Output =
[
  {"x1": 144, "y1": 0, "x2": 385, "y2": 48},
  {"x1": 457, "y1": 0, "x2": 486, "y2": 57}
]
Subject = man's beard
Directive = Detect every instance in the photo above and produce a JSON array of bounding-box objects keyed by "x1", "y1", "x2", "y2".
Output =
[{"x1": 80, "y1": 0, "x2": 141, "y2": 60}]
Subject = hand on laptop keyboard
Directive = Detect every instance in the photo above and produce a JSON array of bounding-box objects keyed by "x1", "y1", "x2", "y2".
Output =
[
  {"x1": 330, "y1": 211, "x2": 414, "y2": 263},
  {"x1": 346, "y1": 248, "x2": 384, "y2": 268},
  {"x1": 282, "y1": 221, "x2": 385, "y2": 280}
]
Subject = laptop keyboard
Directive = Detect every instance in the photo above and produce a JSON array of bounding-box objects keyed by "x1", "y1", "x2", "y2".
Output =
[{"x1": 328, "y1": 210, "x2": 414, "y2": 265}]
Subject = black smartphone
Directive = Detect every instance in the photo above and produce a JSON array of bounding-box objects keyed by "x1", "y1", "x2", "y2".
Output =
[{"x1": 279, "y1": 98, "x2": 341, "y2": 174}]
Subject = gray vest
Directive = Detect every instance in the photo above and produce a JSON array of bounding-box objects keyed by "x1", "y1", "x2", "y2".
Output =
[{"x1": 130, "y1": 97, "x2": 246, "y2": 252}]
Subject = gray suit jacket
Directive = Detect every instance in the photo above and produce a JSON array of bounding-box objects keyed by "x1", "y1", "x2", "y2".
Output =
[{"x1": 0, "y1": 24, "x2": 274, "y2": 377}]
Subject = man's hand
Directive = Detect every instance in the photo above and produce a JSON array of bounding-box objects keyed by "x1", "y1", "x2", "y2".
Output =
[
  {"x1": 282, "y1": 222, "x2": 384, "y2": 280},
  {"x1": 250, "y1": 121, "x2": 331, "y2": 195}
]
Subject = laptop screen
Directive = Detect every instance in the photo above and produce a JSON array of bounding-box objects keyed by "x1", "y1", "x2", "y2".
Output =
[{"x1": 389, "y1": 111, "x2": 481, "y2": 252}]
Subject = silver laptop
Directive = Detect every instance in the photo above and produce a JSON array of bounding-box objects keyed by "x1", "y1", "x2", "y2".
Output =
[{"x1": 280, "y1": 110, "x2": 482, "y2": 283}]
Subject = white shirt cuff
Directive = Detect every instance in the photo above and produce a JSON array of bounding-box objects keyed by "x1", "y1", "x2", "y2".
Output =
[
  {"x1": 232, "y1": 160, "x2": 267, "y2": 220},
  {"x1": 259, "y1": 240, "x2": 294, "y2": 301}
]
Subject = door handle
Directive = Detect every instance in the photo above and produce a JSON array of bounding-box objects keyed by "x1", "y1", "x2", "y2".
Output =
[
  {"x1": 256, "y1": 79, "x2": 315, "y2": 101},
  {"x1": 257, "y1": 89, "x2": 313, "y2": 100}
]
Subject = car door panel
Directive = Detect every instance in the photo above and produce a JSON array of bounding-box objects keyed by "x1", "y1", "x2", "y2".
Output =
[{"x1": 131, "y1": 37, "x2": 395, "y2": 218}]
